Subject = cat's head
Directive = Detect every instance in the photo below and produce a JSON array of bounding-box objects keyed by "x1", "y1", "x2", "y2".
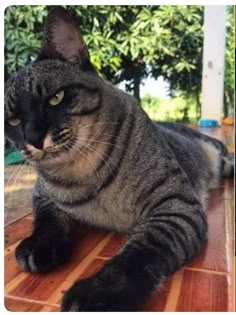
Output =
[{"x1": 5, "y1": 7, "x2": 110, "y2": 165}]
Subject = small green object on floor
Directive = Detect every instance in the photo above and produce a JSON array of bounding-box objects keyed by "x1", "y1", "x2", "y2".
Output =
[{"x1": 4, "y1": 148, "x2": 25, "y2": 166}]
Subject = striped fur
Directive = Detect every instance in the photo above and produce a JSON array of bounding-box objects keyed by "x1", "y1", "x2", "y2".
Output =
[{"x1": 5, "y1": 7, "x2": 234, "y2": 311}]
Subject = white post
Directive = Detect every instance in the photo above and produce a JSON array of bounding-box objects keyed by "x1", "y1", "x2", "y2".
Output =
[{"x1": 201, "y1": 6, "x2": 226, "y2": 125}]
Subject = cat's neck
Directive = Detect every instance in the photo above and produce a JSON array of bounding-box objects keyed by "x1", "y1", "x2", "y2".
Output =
[{"x1": 36, "y1": 136, "x2": 108, "y2": 184}]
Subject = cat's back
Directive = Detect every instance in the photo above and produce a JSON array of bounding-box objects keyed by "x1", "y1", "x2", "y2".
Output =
[{"x1": 152, "y1": 122, "x2": 211, "y2": 188}]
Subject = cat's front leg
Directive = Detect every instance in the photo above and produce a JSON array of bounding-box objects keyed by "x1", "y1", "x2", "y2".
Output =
[
  {"x1": 61, "y1": 201, "x2": 207, "y2": 311},
  {"x1": 15, "y1": 191, "x2": 76, "y2": 273}
]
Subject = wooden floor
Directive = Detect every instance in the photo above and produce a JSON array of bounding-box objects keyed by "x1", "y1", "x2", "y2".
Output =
[{"x1": 4, "y1": 126, "x2": 234, "y2": 312}]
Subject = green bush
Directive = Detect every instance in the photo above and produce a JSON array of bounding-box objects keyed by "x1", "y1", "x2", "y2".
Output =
[
  {"x1": 141, "y1": 93, "x2": 197, "y2": 123},
  {"x1": 4, "y1": 5, "x2": 234, "y2": 118}
]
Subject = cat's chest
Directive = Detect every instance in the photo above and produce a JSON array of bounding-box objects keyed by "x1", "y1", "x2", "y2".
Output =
[
  {"x1": 44, "y1": 181, "x2": 134, "y2": 232},
  {"x1": 59, "y1": 199, "x2": 133, "y2": 232}
]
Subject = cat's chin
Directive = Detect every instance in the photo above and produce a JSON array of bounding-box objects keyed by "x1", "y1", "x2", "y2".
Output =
[
  {"x1": 20, "y1": 143, "x2": 73, "y2": 165},
  {"x1": 20, "y1": 150, "x2": 67, "y2": 166},
  {"x1": 38, "y1": 150, "x2": 73, "y2": 165}
]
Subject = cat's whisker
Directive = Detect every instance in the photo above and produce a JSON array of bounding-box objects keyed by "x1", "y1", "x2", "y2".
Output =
[
  {"x1": 4, "y1": 162, "x2": 24, "y2": 189},
  {"x1": 78, "y1": 131, "x2": 119, "y2": 140},
  {"x1": 73, "y1": 140, "x2": 114, "y2": 177},
  {"x1": 24, "y1": 163, "x2": 31, "y2": 182},
  {"x1": 5, "y1": 161, "x2": 27, "y2": 208},
  {"x1": 75, "y1": 136, "x2": 130, "y2": 153},
  {"x1": 70, "y1": 140, "x2": 100, "y2": 180},
  {"x1": 12, "y1": 161, "x2": 28, "y2": 189},
  {"x1": 78, "y1": 122, "x2": 121, "y2": 129},
  {"x1": 5, "y1": 160, "x2": 32, "y2": 225},
  {"x1": 45, "y1": 167, "x2": 59, "y2": 178},
  {"x1": 26, "y1": 161, "x2": 36, "y2": 179}
]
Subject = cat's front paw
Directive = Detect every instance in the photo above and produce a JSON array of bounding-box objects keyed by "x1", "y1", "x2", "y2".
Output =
[
  {"x1": 15, "y1": 234, "x2": 72, "y2": 273},
  {"x1": 61, "y1": 268, "x2": 141, "y2": 311}
]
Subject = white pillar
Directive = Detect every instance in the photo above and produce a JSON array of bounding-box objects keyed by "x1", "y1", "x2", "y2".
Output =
[{"x1": 201, "y1": 6, "x2": 226, "y2": 124}]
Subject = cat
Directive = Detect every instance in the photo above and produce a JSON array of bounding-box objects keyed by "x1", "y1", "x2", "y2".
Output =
[{"x1": 4, "y1": 6, "x2": 234, "y2": 311}]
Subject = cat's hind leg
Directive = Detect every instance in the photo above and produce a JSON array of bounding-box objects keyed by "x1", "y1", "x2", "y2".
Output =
[
  {"x1": 221, "y1": 152, "x2": 234, "y2": 179},
  {"x1": 199, "y1": 138, "x2": 234, "y2": 189}
]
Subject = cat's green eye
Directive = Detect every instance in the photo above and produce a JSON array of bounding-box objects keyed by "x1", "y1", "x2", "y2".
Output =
[
  {"x1": 49, "y1": 90, "x2": 64, "y2": 106},
  {"x1": 8, "y1": 117, "x2": 21, "y2": 127}
]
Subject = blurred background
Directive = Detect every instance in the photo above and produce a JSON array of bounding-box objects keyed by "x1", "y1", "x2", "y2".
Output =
[{"x1": 4, "y1": 5, "x2": 234, "y2": 124}]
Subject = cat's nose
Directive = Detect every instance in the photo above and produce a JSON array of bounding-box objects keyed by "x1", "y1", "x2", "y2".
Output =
[
  {"x1": 24, "y1": 122, "x2": 45, "y2": 150},
  {"x1": 26, "y1": 132, "x2": 44, "y2": 150}
]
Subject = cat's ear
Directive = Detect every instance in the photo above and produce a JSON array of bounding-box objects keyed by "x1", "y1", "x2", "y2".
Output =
[{"x1": 39, "y1": 6, "x2": 90, "y2": 68}]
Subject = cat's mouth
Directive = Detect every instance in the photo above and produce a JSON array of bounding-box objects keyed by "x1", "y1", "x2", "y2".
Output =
[
  {"x1": 21, "y1": 142, "x2": 72, "y2": 162},
  {"x1": 21, "y1": 131, "x2": 77, "y2": 162}
]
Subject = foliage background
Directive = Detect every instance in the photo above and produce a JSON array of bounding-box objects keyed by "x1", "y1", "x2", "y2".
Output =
[{"x1": 4, "y1": 5, "x2": 234, "y2": 123}]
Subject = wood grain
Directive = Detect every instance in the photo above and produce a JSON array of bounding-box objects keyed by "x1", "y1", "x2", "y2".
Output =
[
  {"x1": 97, "y1": 233, "x2": 126, "y2": 258},
  {"x1": 5, "y1": 216, "x2": 32, "y2": 248},
  {"x1": 5, "y1": 296, "x2": 59, "y2": 312},
  {"x1": 142, "y1": 278, "x2": 172, "y2": 311},
  {"x1": 176, "y1": 270, "x2": 228, "y2": 312}
]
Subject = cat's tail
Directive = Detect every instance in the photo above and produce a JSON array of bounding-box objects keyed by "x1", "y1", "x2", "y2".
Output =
[
  {"x1": 199, "y1": 138, "x2": 234, "y2": 190},
  {"x1": 221, "y1": 152, "x2": 234, "y2": 179}
]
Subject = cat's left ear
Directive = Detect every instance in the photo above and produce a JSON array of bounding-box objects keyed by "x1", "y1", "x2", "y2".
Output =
[{"x1": 39, "y1": 6, "x2": 91, "y2": 69}]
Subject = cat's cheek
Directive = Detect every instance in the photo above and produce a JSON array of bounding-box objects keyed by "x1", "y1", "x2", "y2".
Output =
[{"x1": 5, "y1": 126, "x2": 25, "y2": 151}]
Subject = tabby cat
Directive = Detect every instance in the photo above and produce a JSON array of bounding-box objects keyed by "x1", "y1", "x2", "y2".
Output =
[{"x1": 4, "y1": 7, "x2": 234, "y2": 311}]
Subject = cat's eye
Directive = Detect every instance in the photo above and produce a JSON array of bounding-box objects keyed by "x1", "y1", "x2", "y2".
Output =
[
  {"x1": 49, "y1": 90, "x2": 64, "y2": 106},
  {"x1": 8, "y1": 117, "x2": 21, "y2": 127}
]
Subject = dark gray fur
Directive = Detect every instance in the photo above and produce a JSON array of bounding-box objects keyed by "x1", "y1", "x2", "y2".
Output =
[{"x1": 5, "y1": 7, "x2": 234, "y2": 311}]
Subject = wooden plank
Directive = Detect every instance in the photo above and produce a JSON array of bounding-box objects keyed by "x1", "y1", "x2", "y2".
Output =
[
  {"x1": 176, "y1": 270, "x2": 228, "y2": 311},
  {"x1": 188, "y1": 187, "x2": 228, "y2": 272},
  {"x1": 5, "y1": 296, "x2": 59, "y2": 312},
  {"x1": 5, "y1": 230, "x2": 110, "y2": 301},
  {"x1": 97, "y1": 233, "x2": 126, "y2": 258},
  {"x1": 143, "y1": 278, "x2": 172, "y2": 311},
  {"x1": 164, "y1": 269, "x2": 184, "y2": 311},
  {"x1": 45, "y1": 234, "x2": 113, "y2": 305},
  {"x1": 5, "y1": 216, "x2": 32, "y2": 248},
  {"x1": 4, "y1": 164, "x2": 36, "y2": 226}
]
